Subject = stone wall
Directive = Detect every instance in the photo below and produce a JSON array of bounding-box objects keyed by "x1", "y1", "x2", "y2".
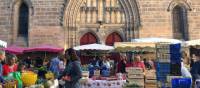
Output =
[{"x1": 0, "y1": 0, "x2": 200, "y2": 48}]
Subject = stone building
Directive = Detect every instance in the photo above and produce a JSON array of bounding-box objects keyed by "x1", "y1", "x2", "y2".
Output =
[{"x1": 0, "y1": 0, "x2": 199, "y2": 48}]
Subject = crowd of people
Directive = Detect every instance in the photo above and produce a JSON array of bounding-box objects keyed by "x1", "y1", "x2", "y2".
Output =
[
  {"x1": 88, "y1": 54, "x2": 155, "y2": 77},
  {"x1": 1, "y1": 47, "x2": 200, "y2": 88},
  {"x1": 0, "y1": 48, "x2": 83, "y2": 88}
]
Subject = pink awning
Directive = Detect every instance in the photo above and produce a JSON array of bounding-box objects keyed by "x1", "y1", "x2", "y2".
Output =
[
  {"x1": 3, "y1": 45, "x2": 27, "y2": 55},
  {"x1": 24, "y1": 45, "x2": 64, "y2": 53}
]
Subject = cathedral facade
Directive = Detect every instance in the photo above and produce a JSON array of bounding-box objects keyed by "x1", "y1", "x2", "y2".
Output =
[{"x1": 0, "y1": 0, "x2": 198, "y2": 48}]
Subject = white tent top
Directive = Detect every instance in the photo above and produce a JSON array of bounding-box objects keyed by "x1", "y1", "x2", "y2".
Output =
[
  {"x1": 0, "y1": 40, "x2": 7, "y2": 47},
  {"x1": 185, "y1": 39, "x2": 200, "y2": 46},
  {"x1": 131, "y1": 37, "x2": 182, "y2": 44},
  {"x1": 73, "y1": 43, "x2": 114, "y2": 50}
]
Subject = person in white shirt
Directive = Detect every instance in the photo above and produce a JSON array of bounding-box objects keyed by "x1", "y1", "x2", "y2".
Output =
[
  {"x1": 102, "y1": 56, "x2": 111, "y2": 69},
  {"x1": 181, "y1": 58, "x2": 192, "y2": 78}
]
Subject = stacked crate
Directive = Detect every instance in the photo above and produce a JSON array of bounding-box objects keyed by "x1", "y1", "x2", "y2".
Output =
[
  {"x1": 145, "y1": 70, "x2": 157, "y2": 88},
  {"x1": 126, "y1": 67, "x2": 144, "y2": 88},
  {"x1": 156, "y1": 43, "x2": 171, "y2": 63},
  {"x1": 155, "y1": 62, "x2": 170, "y2": 83},
  {"x1": 156, "y1": 43, "x2": 182, "y2": 87}
]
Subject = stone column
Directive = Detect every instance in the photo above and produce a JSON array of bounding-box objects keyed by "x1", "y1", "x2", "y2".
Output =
[
  {"x1": 86, "y1": 0, "x2": 91, "y2": 23},
  {"x1": 117, "y1": 10, "x2": 121, "y2": 23},
  {"x1": 111, "y1": 11, "x2": 115, "y2": 23},
  {"x1": 111, "y1": 0, "x2": 115, "y2": 7},
  {"x1": 98, "y1": 0, "x2": 103, "y2": 22},
  {"x1": 92, "y1": 0, "x2": 97, "y2": 23},
  {"x1": 105, "y1": 0, "x2": 111, "y2": 23},
  {"x1": 122, "y1": 13, "x2": 125, "y2": 23},
  {"x1": 81, "y1": 10, "x2": 86, "y2": 23}
]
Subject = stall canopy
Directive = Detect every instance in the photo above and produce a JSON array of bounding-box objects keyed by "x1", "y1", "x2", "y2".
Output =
[
  {"x1": 114, "y1": 42, "x2": 156, "y2": 52},
  {"x1": 3, "y1": 45, "x2": 26, "y2": 55},
  {"x1": 0, "y1": 40, "x2": 7, "y2": 48},
  {"x1": 185, "y1": 39, "x2": 200, "y2": 46},
  {"x1": 131, "y1": 37, "x2": 182, "y2": 44},
  {"x1": 24, "y1": 45, "x2": 64, "y2": 53},
  {"x1": 73, "y1": 43, "x2": 114, "y2": 50}
]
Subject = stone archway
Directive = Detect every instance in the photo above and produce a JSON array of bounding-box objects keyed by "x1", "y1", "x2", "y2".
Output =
[
  {"x1": 80, "y1": 32, "x2": 98, "y2": 45},
  {"x1": 105, "y1": 32, "x2": 122, "y2": 46},
  {"x1": 63, "y1": 0, "x2": 141, "y2": 48}
]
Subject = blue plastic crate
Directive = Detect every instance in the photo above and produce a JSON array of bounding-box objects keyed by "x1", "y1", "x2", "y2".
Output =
[
  {"x1": 155, "y1": 62, "x2": 170, "y2": 68},
  {"x1": 170, "y1": 53, "x2": 181, "y2": 63},
  {"x1": 171, "y1": 78, "x2": 192, "y2": 88},
  {"x1": 157, "y1": 76, "x2": 167, "y2": 82},
  {"x1": 156, "y1": 71, "x2": 170, "y2": 75},
  {"x1": 170, "y1": 43, "x2": 181, "y2": 53},
  {"x1": 157, "y1": 68, "x2": 170, "y2": 73},
  {"x1": 155, "y1": 62, "x2": 170, "y2": 72}
]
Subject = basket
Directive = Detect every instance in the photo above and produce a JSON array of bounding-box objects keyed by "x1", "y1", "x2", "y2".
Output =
[
  {"x1": 1, "y1": 80, "x2": 17, "y2": 88},
  {"x1": 21, "y1": 71, "x2": 37, "y2": 87}
]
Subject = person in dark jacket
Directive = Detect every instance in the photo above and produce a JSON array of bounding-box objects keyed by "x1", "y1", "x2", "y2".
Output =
[
  {"x1": 191, "y1": 55, "x2": 200, "y2": 81},
  {"x1": 59, "y1": 48, "x2": 82, "y2": 88},
  {"x1": 117, "y1": 55, "x2": 127, "y2": 73}
]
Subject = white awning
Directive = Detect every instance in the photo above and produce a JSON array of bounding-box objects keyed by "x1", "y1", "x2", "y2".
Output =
[
  {"x1": 73, "y1": 43, "x2": 114, "y2": 50},
  {"x1": 185, "y1": 39, "x2": 200, "y2": 46},
  {"x1": 131, "y1": 37, "x2": 182, "y2": 44}
]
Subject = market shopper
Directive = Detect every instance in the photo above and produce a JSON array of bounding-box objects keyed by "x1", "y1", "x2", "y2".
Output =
[
  {"x1": 181, "y1": 59, "x2": 192, "y2": 78},
  {"x1": 126, "y1": 55, "x2": 145, "y2": 71},
  {"x1": 117, "y1": 55, "x2": 127, "y2": 73},
  {"x1": 0, "y1": 50, "x2": 5, "y2": 82},
  {"x1": 59, "y1": 48, "x2": 82, "y2": 88},
  {"x1": 24, "y1": 56, "x2": 31, "y2": 68},
  {"x1": 191, "y1": 55, "x2": 200, "y2": 81},
  {"x1": 3, "y1": 54, "x2": 18, "y2": 76},
  {"x1": 102, "y1": 55, "x2": 111, "y2": 69},
  {"x1": 49, "y1": 55, "x2": 60, "y2": 78}
]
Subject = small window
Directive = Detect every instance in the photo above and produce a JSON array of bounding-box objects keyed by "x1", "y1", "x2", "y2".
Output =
[{"x1": 18, "y1": 2, "x2": 29, "y2": 37}]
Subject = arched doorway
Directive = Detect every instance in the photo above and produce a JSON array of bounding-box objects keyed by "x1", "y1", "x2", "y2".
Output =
[
  {"x1": 106, "y1": 32, "x2": 122, "y2": 46},
  {"x1": 80, "y1": 32, "x2": 98, "y2": 45},
  {"x1": 79, "y1": 32, "x2": 98, "y2": 64}
]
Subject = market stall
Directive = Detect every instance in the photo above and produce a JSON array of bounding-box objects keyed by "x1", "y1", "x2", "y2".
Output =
[
  {"x1": 73, "y1": 43, "x2": 114, "y2": 64},
  {"x1": 131, "y1": 37, "x2": 182, "y2": 44},
  {"x1": 74, "y1": 44, "x2": 127, "y2": 88}
]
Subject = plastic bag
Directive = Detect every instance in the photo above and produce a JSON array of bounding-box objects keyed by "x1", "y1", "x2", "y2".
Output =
[{"x1": 13, "y1": 72, "x2": 23, "y2": 88}]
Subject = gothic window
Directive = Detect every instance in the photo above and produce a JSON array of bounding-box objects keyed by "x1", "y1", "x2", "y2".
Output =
[
  {"x1": 18, "y1": 2, "x2": 29, "y2": 37},
  {"x1": 172, "y1": 5, "x2": 188, "y2": 40},
  {"x1": 106, "y1": 32, "x2": 122, "y2": 46},
  {"x1": 80, "y1": 32, "x2": 98, "y2": 45}
]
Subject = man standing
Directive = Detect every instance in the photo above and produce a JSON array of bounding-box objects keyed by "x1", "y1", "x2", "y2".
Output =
[
  {"x1": 0, "y1": 50, "x2": 5, "y2": 82},
  {"x1": 191, "y1": 55, "x2": 200, "y2": 82},
  {"x1": 49, "y1": 55, "x2": 60, "y2": 78}
]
